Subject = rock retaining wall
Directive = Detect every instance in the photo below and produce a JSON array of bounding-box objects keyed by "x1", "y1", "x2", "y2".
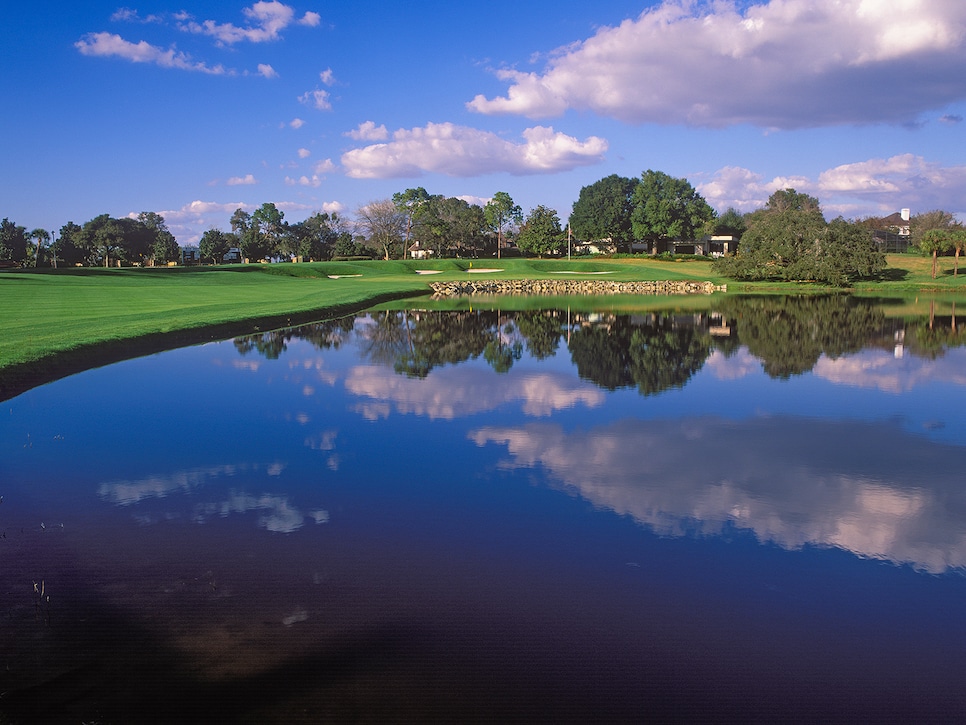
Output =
[{"x1": 429, "y1": 279, "x2": 724, "y2": 297}]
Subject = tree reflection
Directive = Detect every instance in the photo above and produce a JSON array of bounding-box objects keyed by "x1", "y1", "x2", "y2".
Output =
[
  {"x1": 568, "y1": 314, "x2": 712, "y2": 394},
  {"x1": 716, "y1": 295, "x2": 886, "y2": 378},
  {"x1": 229, "y1": 296, "x2": 966, "y2": 393}
]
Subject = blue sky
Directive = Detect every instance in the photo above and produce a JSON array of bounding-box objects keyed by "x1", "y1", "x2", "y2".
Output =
[{"x1": 4, "y1": 0, "x2": 966, "y2": 244}]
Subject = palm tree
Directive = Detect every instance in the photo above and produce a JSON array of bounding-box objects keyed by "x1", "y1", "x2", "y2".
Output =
[{"x1": 29, "y1": 228, "x2": 50, "y2": 267}]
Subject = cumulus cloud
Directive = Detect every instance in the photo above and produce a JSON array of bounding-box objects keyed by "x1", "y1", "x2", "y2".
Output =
[
  {"x1": 227, "y1": 174, "x2": 257, "y2": 186},
  {"x1": 698, "y1": 155, "x2": 966, "y2": 217},
  {"x1": 289, "y1": 118, "x2": 305, "y2": 129},
  {"x1": 318, "y1": 68, "x2": 335, "y2": 85},
  {"x1": 178, "y1": 1, "x2": 298, "y2": 45},
  {"x1": 75, "y1": 32, "x2": 227, "y2": 74},
  {"x1": 345, "y1": 121, "x2": 389, "y2": 141},
  {"x1": 299, "y1": 11, "x2": 322, "y2": 27},
  {"x1": 341, "y1": 122, "x2": 607, "y2": 179},
  {"x1": 257, "y1": 63, "x2": 278, "y2": 78},
  {"x1": 297, "y1": 147, "x2": 311, "y2": 158},
  {"x1": 313, "y1": 158, "x2": 336, "y2": 174},
  {"x1": 299, "y1": 88, "x2": 332, "y2": 111},
  {"x1": 468, "y1": 0, "x2": 966, "y2": 129}
]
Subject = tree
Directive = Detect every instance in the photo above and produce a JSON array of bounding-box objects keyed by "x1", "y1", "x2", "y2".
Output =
[
  {"x1": 199, "y1": 229, "x2": 233, "y2": 265},
  {"x1": 568, "y1": 174, "x2": 639, "y2": 254},
  {"x1": 920, "y1": 229, "x2": 952, "y2": 279},
  {"x1": 137, "y1": 212, "x2": 178, "y2": 265},
  {"x1": 0, "y1": 218, "x2": 28, "y2": 264},
  {"x1": 631, "y1": 170, "x2": 715, "y2": 254},
  {"x1": 516, "y1": 205, "x2": 565, "y2": 257},
  {"x1": 713, "y1": 207, "x2": 747, "y2": 238},
  {"x1": 53, "y1": 221, "x2": 86, "y2": 267},
  {"x1": 950, "y1": 227, "x2": 966, "y2": 277},
  {"x1": 484, "y1": 191, "x2": 522, "y2": 259},
  {"x1": 29, "y1": 228, "x2": 50, "y2": 267},
  {"x1": 911, "y1": 209, "x2": 956, "y2": 247},
  {"x1": 356, "y1": 199, "x2": 406, "y2": 260},
  {"x1": 712, "y1": 190, "x2": 885, "y2": 285},
  {"x1": 392, "y1": 187, "x2": 431, "y2": 248},
  {"x1": 77, "y1": 214, "x2": 125, "y2": 267}
]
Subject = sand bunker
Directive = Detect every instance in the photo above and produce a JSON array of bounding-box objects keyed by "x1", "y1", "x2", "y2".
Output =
[
  {"x1": 327, "y1": 274, "x2": 363, "y2": 279},
  {"x1": 467, "y1": 268, "x2": 503, "y2": 273},
  {"x1": 415, "y1": 270, "x2": 443, "y2": 275}
]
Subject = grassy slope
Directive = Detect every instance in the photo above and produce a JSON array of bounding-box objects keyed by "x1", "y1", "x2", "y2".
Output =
[{"x1": 1, "y1": 254, "x2": 963, "y2": 373}]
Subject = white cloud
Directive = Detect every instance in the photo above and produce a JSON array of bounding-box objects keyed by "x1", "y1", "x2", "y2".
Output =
[
  {"x1": 227, "y1": 174, "x2": 257, "y2": 186},
  {"x1": 345, "y1": 121, "x2": 389, "y2": 141},
  {"x1": 313, "y1": 158, "x2": 336, "y2": 174},
  {"x1": 817, "y1": 154, "x2": 966, "y2": 214},
  {"x1": 75, "y1": 32, "x2": 227, "y2": 74},
  {"x1": 286, "y1": 175, "x2": 321, "y2": 187},
  {"x1": 257, "y1": 63, "x2": 278, "y2": 78},
  {"x1": 297, "y1": 147, "x2": 311, "y2": 158},
  {"x1": 318, "y1": 68, "x2": 335, "y2": 85},
  {"x1": 299, "y1": 88, "x2": 332, "y2": 111},
  {"x1": 178, "y1": 1, "x2": 298, "y2": 45},
  {"x1": 341, "y1": 122, "x2": 607, "y2": 179},
  {"x1": 698, "y1": 156, "x2": 966, "y2": 218},
  {"x1": 299, "y1": 11, "x2": 322, "y2": 27},
  {"x1": 468, "y1": 0, "x2": 966, "y2": 129},
  {"x1": 111, "y1": 8, "x2": 162, "y2": 24},
  {"x1": 289, "y1": 118, "x2": 305, "y2": 129}
]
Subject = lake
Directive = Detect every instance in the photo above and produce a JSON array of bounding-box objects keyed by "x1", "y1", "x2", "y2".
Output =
[{"x1": 2, "y1": 294, "x2": 966, "y2": 722}]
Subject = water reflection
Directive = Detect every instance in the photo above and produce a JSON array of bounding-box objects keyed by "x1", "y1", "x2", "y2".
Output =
[
  {"x1": 5, "y1": 294, "x2": 966, "y2": 720},
  {"x1": 471, "y1": 416, "x2": 966, "y2": 573}
]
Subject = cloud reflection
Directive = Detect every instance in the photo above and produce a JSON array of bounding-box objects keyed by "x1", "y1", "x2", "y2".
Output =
[
  {"x1": 345, "y1": 365, "x2": 604, "y2": 419},
  {"x1": 99, "y1": 463, "x2": 328, "y2": 534},
  {"x1": 471, "y1": 417, "x2": 966, "y2": 573},
  {"x1": 814, "y1": 348, "x2": 966, "y2": 393}
]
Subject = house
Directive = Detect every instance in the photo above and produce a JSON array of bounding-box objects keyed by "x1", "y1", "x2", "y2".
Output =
[
  {"x1": 409, "y1": 241, "x2": 434, "y2": 260},
  {"x1": 180, "y1": 246, "x2": 201, "y2": 266},
  {"x1": 872, "y1": 209, "x2": 911, "y2": 253}
]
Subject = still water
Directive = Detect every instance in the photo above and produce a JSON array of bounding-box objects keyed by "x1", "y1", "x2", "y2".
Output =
[{"x1": 2, "y1": 295, "x2": 966, "y2": 722}]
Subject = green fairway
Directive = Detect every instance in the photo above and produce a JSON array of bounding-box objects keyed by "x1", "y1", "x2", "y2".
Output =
[{"x1": 2, "y1": 254, "x2": 964, "y2": 383}]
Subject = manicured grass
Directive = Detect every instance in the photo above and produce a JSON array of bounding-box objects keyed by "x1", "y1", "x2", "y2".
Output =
[{"x1": 2, "y1": 254, "x2": 964, "y2": 377}]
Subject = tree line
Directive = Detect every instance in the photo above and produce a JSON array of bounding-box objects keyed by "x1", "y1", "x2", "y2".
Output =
[{"x1": 2, "y1": 169, "x2": 963, "y2": 284}]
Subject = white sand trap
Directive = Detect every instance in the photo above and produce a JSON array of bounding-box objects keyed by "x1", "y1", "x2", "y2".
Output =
[
  {"x1": 415, "y1": 269, "x2": 443, "y2": 275},
  {"x1": 327, "y1": 274, "x2": 363, "y2": 279},
  {"x1": 548, "y1": 270, "x2": 615, "y2": 275},
  {"x1": 467, "y1": 268, "x2": 503, "y2": 273}
]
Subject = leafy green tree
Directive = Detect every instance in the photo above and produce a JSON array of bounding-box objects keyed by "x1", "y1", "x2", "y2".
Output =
[
  {"x1": 950, "y1": 228, "x2": 966, "y2": 277},
  {"x1": 712, "y1": 189, "x2": 883, "y2": 285},
  {"x1": 53, "y1": 221, "x2": 85, "y2": 267},
  {"x1": 516, "y1": 205, "x2": 565, "y2": 257},
  {"x1": 484, "y1": 191, "x2": 522, "y2": 259},
  {"x1": 153, "y1": 230, "x2": 180, "y2": 265},
  {"x1": 28, "y1": 228, "x2": 50, "y2": 267},
  {"x1": 911, "y1": 209, "x2": 956, "y2": 248},
  {"x1": 199, "y1": 229, "x2": 233, "y2": 265},
  {"x1": 392, "y1": 187, "x2": 431, "y2": 247},
  {"x1": 417, "y1": 196, "x2": 487, "y2": 257},
  {"x1": 713, "y1": 207, "x2": 747, "y2": 238},
  {"x1": 333, "y1": 232, "x2": 359, "y2": 258},
  {"x1": 0, "y1": 218, "x2": 28, "y2": 264},
  {"x1": 920, "y1": 229, "x2": 952, "y2": 279},
  {"x1": 78, "y1": 214, "x2": 125, "y2": 267},
  {"x1": 568, "y1": 174, "x2": 639, "y2": 254},
  {"x1": 631, "y1": 170, "x2": 715, "y2": 254}
]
